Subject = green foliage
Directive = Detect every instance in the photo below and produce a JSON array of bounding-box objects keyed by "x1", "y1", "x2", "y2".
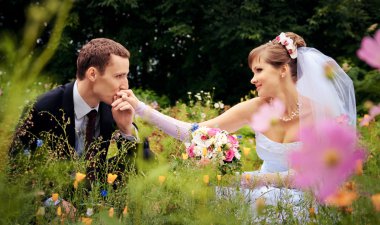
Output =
[{"x1": 2, "y1": 0, "x2": 378, "y2": 105}]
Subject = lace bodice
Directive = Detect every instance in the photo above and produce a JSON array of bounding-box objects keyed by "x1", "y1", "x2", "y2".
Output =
[{"x1": 255, "y1": 132, "x2": 301, "y2": 173}]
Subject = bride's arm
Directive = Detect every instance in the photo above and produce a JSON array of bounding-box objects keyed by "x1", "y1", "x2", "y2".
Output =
[
  {"x1": 114, "y1": 90, "x2": 260, "y2": 140},
  {"x1": 200, "y1": 98, "x2": 260, "y2": 133}
]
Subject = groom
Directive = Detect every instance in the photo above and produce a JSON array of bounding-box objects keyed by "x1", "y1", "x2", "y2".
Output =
[{"x1": 11, "y1": 38, "x2": 142, "y2": 182}]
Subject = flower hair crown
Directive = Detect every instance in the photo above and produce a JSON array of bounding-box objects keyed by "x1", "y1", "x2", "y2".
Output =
[{"x1": 275, "y1": 32, "x2": 297, "y2": 59}]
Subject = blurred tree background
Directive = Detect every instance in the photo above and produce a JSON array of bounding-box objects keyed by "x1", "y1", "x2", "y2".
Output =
[{"x1": 1, "y1": 0, "x2": 379, "y2": 106}]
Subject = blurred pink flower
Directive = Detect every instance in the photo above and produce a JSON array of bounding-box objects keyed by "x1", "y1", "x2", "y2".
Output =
[
  {"x1": 336, "y1": 114, "x2": 349, "y2": 125},
  {"x1": 250, "y1": 99, "x2": 285, "y2": 132},
  {"x1": 359, "y1": 103, "x2": 380, "y2": 126},
  {"x1": 288, "y1": 120, "x2": 366, "y2": 202},
  {"x1": 357, "y1": 29, "x2": 380, "y2": 70}
]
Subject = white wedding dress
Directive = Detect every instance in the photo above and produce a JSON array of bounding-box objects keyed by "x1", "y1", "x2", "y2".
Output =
[{"x1": 217, "y1": 132, "x2": 309, "y2": 221}]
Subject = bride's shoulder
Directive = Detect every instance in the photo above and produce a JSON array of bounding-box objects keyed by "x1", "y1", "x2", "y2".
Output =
[{"x1": 235, "y1": 97, "x2": 266, "y2": 114}]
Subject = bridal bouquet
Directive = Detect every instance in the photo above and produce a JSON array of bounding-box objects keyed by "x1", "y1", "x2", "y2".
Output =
[{"x1": 185, "y1": 125, "x2": 242, "y2": 174}]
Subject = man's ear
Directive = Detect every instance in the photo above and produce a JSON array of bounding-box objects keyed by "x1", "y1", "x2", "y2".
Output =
[{"x1": 86, "y1": 67, "x2": 97, "y2": 81}]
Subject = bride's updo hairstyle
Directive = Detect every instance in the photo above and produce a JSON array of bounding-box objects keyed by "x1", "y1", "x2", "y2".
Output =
[{"x1": 248, "y1": 32, "x2": 306, "y2": 81}]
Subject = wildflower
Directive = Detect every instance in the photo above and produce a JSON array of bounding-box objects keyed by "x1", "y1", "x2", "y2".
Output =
[
  {"x1": 214, "y1": 103, "x2": 220, "y2": 109},
  {"x1": 158, "y1": 175, "x2": 166, "y2": 185},
  {"x1": 355, "y1": 160, "x2": 363, "y2": 175},
  {"x1": 52, "y1": 193, "x2": 59, "y2": 202},
  {"x1": 36, "y1": 139, "x2": 43, "y2": 147},
  {"x1": 76, "y1": 172, "x2": 86, "y2": 182},
  {"x1": 182, "y1": 153, "x2": 188, "y2": 160},
  {"x1": 86, "y1": 208, "x2": 94, "y2": 217},
  {"x1": 123, "y1": 206, "x2": 128, "y2": 216},
  {"x1": 371, "y1": 194, "x2": 380, "y2": 211},
  {"x1": 251, "y1": 99, "x2": 285, "y2": 132},
  {"x1": 73, "y1": 180, "x2": 78, "y2": 189},
  {"x1": 357, "y1": 29, "x2": 380, "y2": 70},
  {"x1": 360, "y1": 104, "x2": 380, "y2": 127},
  {"x1": 81, "y1": 217, "x2": 93, "y2": 225},
  {"x1": 309, "y1": 207, "x2": 316, "y2": 218},
  {"x1": 243, "y1": 147, "x2": 251, "y2": 156},
  {"x1": 100, "y1": 189, "x2": 108, "y2": 197},
  {"x1": 359, "y1": 114, "x2": 371, "y2": 127},
  {"x1": 107, "y1": 173, "x2": 118, "y2": 184},
  {"x1": 108, "y1": 207, "x2": 114, "y2": 218},
  {"x1": 325, "y1": 190, "x2": 358, "y2": 207},
  {"x1": 203, "y1": 175, "x2": 209, "y2": 184},
  {"x1": 56, "y1": 206, "x2": 62, "y2": 216},
  {"x1": 288, "y1": 119, "x2": 366, "y2": 202},
  {"x1": 255, "y1": 198, "x2": 266, "y2": 214},
  {"x1": 217, "y1": 175, "x2": 222, "y2": 181}
]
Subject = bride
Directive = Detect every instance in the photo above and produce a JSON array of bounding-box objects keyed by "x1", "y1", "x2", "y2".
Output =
[{"x1": 112, "y1": 32, "x2": 356, "y2": 218}]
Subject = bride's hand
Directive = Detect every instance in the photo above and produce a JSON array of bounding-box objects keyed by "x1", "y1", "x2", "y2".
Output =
[
  {"x1": 240, "y1": 173, "x2": 263, "y2": 189},
  {"x1": 113, "y1": 89, "x2": 140, "y2": 110}
]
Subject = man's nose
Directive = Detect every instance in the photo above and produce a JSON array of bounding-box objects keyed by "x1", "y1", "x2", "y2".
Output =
[{"x1": 120, "y1": 77, "x2": 129, "y2": 90}]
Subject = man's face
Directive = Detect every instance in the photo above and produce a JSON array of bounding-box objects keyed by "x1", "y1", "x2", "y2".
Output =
[{"x1": 93, "y1": 54, "x2": 130, "y2": 105}]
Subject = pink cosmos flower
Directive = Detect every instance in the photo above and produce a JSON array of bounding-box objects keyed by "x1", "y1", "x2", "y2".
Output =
[
  {"x1": 357, "y1": 29, "x2": 380, "y2": 70},
  {"x1": 224, "y1": 149, "x2": 235, "y2": 162},
  {"x1": 250, "y1": 98, "x2": 285, "y2": 132},
  {"x1": 359, "y1": 103, "x2": 380, "y2": 126},
  {"x1": 288, "y1": 119, "x2": 366, "y2": 202}
]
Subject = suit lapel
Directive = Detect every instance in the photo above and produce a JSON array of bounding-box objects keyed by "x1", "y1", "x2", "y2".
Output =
[{"x1": 62, "y1": 82, "x2": 76, "y2": 154}]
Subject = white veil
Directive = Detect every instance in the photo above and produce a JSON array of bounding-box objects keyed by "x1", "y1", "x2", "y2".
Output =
[{"x1": 296, "y1": 47, "x2": 356, "y2": 128}]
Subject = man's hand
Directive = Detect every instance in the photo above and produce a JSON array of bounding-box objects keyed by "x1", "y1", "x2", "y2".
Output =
[{"x1": 111, "y1": 95, "x2": 134, "y2": 135}]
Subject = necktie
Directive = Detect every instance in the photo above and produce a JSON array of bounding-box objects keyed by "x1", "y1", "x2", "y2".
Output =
[
  {"x1": 85, "y1": 110, "x2": 98, "y2": 181},
  {"x1": 85, "y1": 109, "x2": 97, "y2": 150}
]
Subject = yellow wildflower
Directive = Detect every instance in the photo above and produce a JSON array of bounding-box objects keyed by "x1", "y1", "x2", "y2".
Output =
[
  {"x1": 123, "y1": 206, "x2": 128, "y2": 216},
  {"x1": 56, "y1": 206, "x2": 62, "y2": 216},
  {"x1": 107, "y1": 173, "x2": 118, "y2": 184},
  {"x1": 243, "y1": 147, "x2": 251, "y2": 156},
  {"x1": 81, "y1": 217, "x2": 93, "y2": 225},
  {"x1": 73, "y1": 180, "x2": 78, "y2": 189},
  {"x1": 371, "y1": 194, "x2": 380, "y2": 211},
  {"x1": 108, "y1": 207, "x2": 114, "y2": 218},
  {"x1": 203, "y1": 175, "x2": 209, "y2": 184},
  {"x1": 325, "y1": 190, "x2": 357, "y2": 207},
  {"x1": 158, "y1": 175, "x2": 166, "y2": 185},
  {"x1": 76, "y1": 172, "x2": 86, "y2": 182},
  {"x1": 52, "y1": 193, "x2": 59, "y2": 202}
]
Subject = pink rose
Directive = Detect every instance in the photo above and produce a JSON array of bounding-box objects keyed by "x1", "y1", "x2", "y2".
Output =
[
  {"x1": 224, "y1": 149, "x2": 235, "y2": 162},
  {"x1": 227, "y1": 135, "x2": 238, "y2": 146},
  {"x1": 207, "y1": 128, "x2": 220, "y2": 137}
]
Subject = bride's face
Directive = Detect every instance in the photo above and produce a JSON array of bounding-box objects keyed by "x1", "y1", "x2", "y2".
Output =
[{"x1": 250, "y1": 59, "x2": 282, "y2": 98}]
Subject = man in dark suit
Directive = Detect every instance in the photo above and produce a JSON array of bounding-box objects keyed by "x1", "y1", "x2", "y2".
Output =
[{"x1": 11, "y1": 38, "x2": 140, "y2": 183}]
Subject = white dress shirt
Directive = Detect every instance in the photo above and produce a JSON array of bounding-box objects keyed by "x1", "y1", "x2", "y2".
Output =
[{"x1": 73, "y1": 81, "x2": 99, "y2": 156}]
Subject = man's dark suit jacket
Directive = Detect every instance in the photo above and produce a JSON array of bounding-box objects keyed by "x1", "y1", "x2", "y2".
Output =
[{"x1": 11, "y1": 82, "x2": 137, "y2": 181}]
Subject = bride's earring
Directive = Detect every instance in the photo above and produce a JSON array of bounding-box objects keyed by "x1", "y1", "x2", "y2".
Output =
[{"x1": 281, "y1": 73, "x2": 285, "y2": 78}]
